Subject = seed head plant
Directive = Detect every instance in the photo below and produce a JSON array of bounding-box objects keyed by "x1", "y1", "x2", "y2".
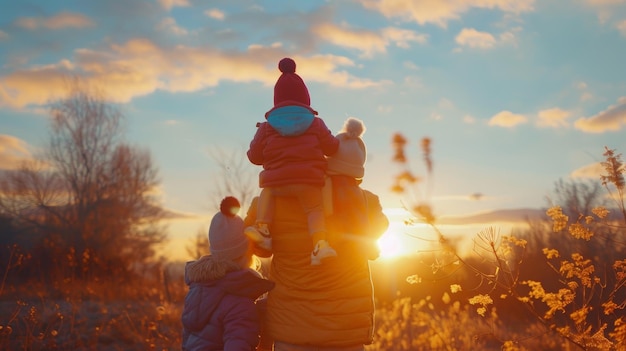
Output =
[{"x1": 388, "y1": 134, "x2": 626, "y2": 350}]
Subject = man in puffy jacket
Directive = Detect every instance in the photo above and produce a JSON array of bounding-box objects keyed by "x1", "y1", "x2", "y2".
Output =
[{"x1": 245, "y1": 128, "x2": 389, "y2": 351}]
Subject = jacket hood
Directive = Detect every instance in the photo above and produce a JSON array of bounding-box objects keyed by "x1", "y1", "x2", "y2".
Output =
[
  {"x1": 185, "y1": 255, "x2": 274, "y2": 298},
  {"x1": 266, "y1": 105, "x2": 315, "y2": 136},
  {"x1": 185, "y1": 254, "x2": 239, "y2": 283}
]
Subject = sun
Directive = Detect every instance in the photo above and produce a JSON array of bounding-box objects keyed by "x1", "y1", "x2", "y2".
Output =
[
  {"x1": 377, "y1": 229, "x2": 404, "y2": 258},
  {"x1": 376, "y1": 207, "x2": 434, "y2": 259},
  {"x1": 376, "y1": 223, "x2": 424, "y2": 259}
]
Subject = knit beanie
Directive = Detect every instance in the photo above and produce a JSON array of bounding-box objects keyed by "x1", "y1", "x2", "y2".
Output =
[
  {"x1": 208, "y1": 196, "x2": 249, "y2": 261},
  {"x1": 271, "y1": 58, "x2": 317, "y2": 114},
  {"x1": 327, "y1": 117, "x2": 367, "y2": 179}
]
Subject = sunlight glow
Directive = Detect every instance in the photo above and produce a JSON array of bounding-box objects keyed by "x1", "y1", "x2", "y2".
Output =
[
  {"x1": 377, "y1": 207, "x2": 419, "y2": 258},
  {"x1": 376, "y1": 221, "x2": 426, "y2": 259},
  {"x1": 377, "y1": 230, "x2": 403, "y2": 258}
]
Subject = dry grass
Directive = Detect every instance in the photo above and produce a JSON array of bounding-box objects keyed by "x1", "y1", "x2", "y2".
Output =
[{"x1": 0, "y1": 265, "x2": 186, "y2": 351}]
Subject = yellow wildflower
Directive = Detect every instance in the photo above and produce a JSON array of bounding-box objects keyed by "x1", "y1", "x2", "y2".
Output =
[
  {"x1": 406, "y1": 275, "x2": 422, "y2": 284},
  {"x1": 592, "y1": 206, "x2": 609, "y2": 219},
  {"x1": 469, "y1": 294, "x2": 493, "y2": 306},
  {"x1": 543, "y1": 248, "x2": 560, "y2": 259},
  {"x1": 546, "y1": 206, "x2": 568, "y2": 232},
  {"x1": 603, "y1": 300, "x2": 618, "y2": 315},
  {"x1": 568, "y1": 223, "x2": 593, "y2": 240},
  {"x1": 476, "y1": 307, "x2": 487, "y2": 317},
  {"x1": 570, "y1": 307, "x2": 589, "y2": 325}
]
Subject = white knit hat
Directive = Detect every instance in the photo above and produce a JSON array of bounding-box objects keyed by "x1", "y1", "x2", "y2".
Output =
[
  {"x1": 208, "y1": 197, "x2": 249, "y2": 261},
  {"x1": 327, "y1": 117, "x2": 366, "y2": 179}
]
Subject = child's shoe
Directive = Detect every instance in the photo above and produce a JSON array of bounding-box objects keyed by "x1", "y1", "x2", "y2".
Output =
[
  {"x1": 245, "y1": 223, "x2": 272, "y2": 251},
  {"x1": 310, "y1": 240, "x2": 337, "y2": 265}
]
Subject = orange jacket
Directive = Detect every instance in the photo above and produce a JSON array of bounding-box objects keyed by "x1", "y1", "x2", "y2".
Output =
[{"x1": 244, "y1": 188, "x2": 389, "y2": 347}]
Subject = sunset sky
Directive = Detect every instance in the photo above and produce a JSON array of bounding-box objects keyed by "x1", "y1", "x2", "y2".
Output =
[{"x1": 1, "y1": 0, "x2": 625, "y2": 260}]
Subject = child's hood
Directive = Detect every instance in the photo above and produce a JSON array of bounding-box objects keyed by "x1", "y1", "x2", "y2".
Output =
[
  {"x1": 266, "y1": 105, "x2": 316, "y2": 137},
  {"x1": 185, "y1": 254, "x2": 235, "y2": 283},
  {"x1": 184, "y1": 255, "x2": 274, "y2": 299}
]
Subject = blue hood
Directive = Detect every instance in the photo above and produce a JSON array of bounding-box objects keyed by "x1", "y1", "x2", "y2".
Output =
[{"x1": 267, "y1": 105, "x2": 315, "y2": 136}]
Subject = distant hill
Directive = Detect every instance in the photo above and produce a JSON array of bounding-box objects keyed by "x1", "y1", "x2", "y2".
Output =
[
  {"x1": 436, "y1": 207, "x2": 625, "y2": 225},
  {"x1": 436, "y1": 208, "x2": 547, "y2": 225}
]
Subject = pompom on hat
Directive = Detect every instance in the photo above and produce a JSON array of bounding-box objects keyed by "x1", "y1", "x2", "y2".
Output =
[
  {"x1": 208, "y1": 196, "x2": 250, "y2": 261},
  {"x1": 327, "y1": 117, "x2": 367, "y2": 179},
  {"x1": 268, "y1": 57, "x2": 317, "y2": 116}
]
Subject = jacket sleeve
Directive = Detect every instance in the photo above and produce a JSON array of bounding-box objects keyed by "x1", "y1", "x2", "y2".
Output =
[
  {"x1": 181, "y1": 286, "x2": 211, "y2": 332},
  {"x1": 245, "y1": 197, "x2": 273, "y2": 258},
  {"x1": 315, "y1": 118, "x2": 340, "y2": 156},
  {"x1": 365, "y1": 190, "x2": 389, "y2": 240},
  {"x1": 247, "y1": 123, "x2": 267, "y2": 166},
  {"x1": 222, "y1": 298, "x2": 260, "y2": 351}
]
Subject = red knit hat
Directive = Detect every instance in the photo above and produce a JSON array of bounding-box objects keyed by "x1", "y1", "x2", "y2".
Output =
[{"x1": 273, "y1": 58, "x2": 314, "y2": 110}]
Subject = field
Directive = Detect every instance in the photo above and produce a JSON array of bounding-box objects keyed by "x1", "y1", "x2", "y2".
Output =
[{"x1": 2, "y1": 242, "x2": 622, "y2": 351}]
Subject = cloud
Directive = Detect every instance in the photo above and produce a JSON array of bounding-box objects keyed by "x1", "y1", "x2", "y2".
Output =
[
  {"x1": 358, "y1": 0, "x2": 535, "y2": 27},
  {"x1": 313, "y1": 23, "x2": 427, "y2": 57},
  {"x1": 576, "y1": 81, "x2": 593, "y2": 101},
  {"x1": 377, "y1": 105, "x2": 393, "y2": 114},
  {"x1": 205, "y1": 9, "x2": 226, "y2": 20},
  {"x1": 575, "y1": 97, "x2": 626, "y2": 133},
  {"x1": 0, "y1": 30, "x2": 8, "y2": 40},
  {"x1": 161, "y1": 208, "x2": 200, "y2": 220},
  {"x1": 536, "y1": 108, "x2": 571, "y2": 128},
  {"x1": 16, "y1": 12, "x2": 94, "y2": 30},
  {"x1": 382, "y1": 27, "x2": 429, "y2": 48},
  {"x1": 0, "y1": 40, "x2": 385, "y2": 108},
  {"x1": 583, "y1": 0, "x2": 626, "y2": 24},
  {"x1": 159, "y1": 0, "x2": 190, "y2": 11},
  {"x1": 585, "y1": 0, "x2": 626, "y2": 5},
  {"x1": 438, "y1": 98, "x2": 454, "y2": 109},
  {"x1": 618, "y1": 20, "x2": 626, "y2": 36},
  {"x1": 455, "y1": 27, "x2": 522, "y2": 50},
  {"x1": 403, "y1": 61, "x2": 419, "y2": 70},
  {"x1": 0, "y1": 135, "x2": 33, "y2": 170},
  {"x1": 455, "y1": 28, "x2": 497, "y2": 49},
  {"x1": 437, "y1": 208, "x2": 545, "y2": 225},
  {"x1": 158, "y1": 17, "x2": 188, "y2": 36},
  {"x1": 570, "y1": 162, "x2": 604, "y2": 179},
  {"x1": 0, "y1": 60, "x2": 77, "y2": 108},
  {"x1": 488, "y1": 110, "x2": 528, "y2": 127},
  {"x1": 463, "y1": 115, "x2": 476, "y2": 124},
  {"x1": 498, "y1": 27, "x2": 522, "y2": 46}
]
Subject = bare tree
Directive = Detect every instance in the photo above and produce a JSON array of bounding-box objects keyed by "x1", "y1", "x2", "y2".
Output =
[
  {"x1": 0, "y1": 79, "x2": 165, "y2": 281},
  {"x1": 207, "y1": 146, "x2": 258, "y2": 212},
  {"x1": 182, "y1": 147, "x2": 258, "y2": 260},
  {"x1": 185, "y1": 228, "x2": 210, "y2": 260}
]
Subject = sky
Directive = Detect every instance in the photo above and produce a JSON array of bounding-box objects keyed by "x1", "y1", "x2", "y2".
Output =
[{"x1": 1, "y1": 0, "x2": 626, "y2": 260}]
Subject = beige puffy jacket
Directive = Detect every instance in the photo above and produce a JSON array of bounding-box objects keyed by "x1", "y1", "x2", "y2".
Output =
[{"x1": 244, "y1": 187, "x2": 389, "y2": 347}]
